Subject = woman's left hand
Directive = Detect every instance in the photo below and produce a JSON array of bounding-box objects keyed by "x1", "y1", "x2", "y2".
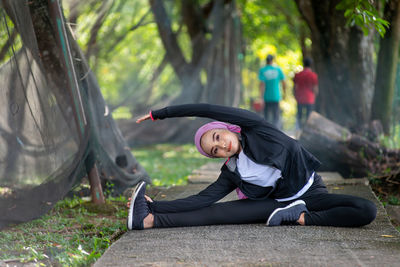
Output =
[{"x1": 136, "y1": 114, "x2": 151, "y2": 123}]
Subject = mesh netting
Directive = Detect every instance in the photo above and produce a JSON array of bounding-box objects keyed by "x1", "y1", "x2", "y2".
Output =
[{"x1": 0, "y1": 0, "x2": 149, "y2": 229}]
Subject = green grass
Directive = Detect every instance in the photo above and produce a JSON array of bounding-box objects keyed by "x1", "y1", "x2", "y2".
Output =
[
  {"x1": 0, "y1": 196, "x2": 127, "y2": 266},
  {"x1": 0, "y1": 144, "x2": 211, "y2": 266},
  {"x1": 133, "y1": 143, "x2": 214, "y2": 186}
]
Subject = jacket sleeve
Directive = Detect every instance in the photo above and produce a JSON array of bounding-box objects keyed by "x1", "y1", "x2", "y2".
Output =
[
  {"x1": 149, "y1": 171, "x2": 237, "y2": 213},
  {"x1": 150, "y1": 103, "x2": 264, "y2": 128}
]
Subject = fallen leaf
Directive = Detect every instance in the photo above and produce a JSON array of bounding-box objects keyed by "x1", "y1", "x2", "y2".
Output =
[{"x1": 381, "y1": 234, "x2": 395, "y2": 238}]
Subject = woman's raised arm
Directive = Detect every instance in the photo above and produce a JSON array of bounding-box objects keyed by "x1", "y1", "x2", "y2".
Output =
[{"x1": 150, "y1": 104, "x2": 264, "y2": 128}]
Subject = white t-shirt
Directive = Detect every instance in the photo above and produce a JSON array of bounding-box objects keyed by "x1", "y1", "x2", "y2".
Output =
[
  {"x1": 236, "y1": 151, "x2": 281, "y2": 188},
  {"x1": 236, "y1": 150, "x2": 314, "y2": 202}
]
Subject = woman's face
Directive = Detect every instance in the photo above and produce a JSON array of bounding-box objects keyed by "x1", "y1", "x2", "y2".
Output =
[{"x1": 200, "y1": 129, "x2": 241, "y2": 158}]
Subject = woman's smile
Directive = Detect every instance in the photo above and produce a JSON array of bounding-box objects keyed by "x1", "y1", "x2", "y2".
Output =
[{"x1": 200, "y1": 129, "x2": 240, "y2": 158}]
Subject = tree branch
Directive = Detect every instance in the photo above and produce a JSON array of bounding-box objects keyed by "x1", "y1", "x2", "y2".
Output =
[
  {"x1": 85, "y1": 0, "x2": 114, "y2": 60},
  {"x1": 181, "y1": 1, "x2": 207, "y2": 64},
  {"x1": 149, "y1": 0, "x2": 188, "y2": 77},
  {"x1": 110, "y1": 53, "x2": 169, "y2": 112},
  {"x1": 102, "y1": 8, "x2": 152, "y2": 59},
  {"x1": 294, "y1": 0, "x2": 319, "y2": 41}
]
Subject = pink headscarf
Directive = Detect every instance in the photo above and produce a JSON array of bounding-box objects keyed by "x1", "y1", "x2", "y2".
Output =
[{"x1": 194, "y1": 121, "x2": 241, "y2": 158}]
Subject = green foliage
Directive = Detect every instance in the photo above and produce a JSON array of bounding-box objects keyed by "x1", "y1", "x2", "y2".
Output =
[
  {"x1": 0, "y1": 144, "x2": 213, "y2": 265},
  {"x1": 0, "y1": 9, "x2": 23, "y2": 65},
  {"x1": 388, "y1": 195, "x2": 400, "y2": 205},
  {"x1": 56, "y1": 195, "x2": 84, "y2": 209},
  {"x1": 378, "y1": 124, "x2": 400, "y2": 149},
  {"x1": 133, "y1": 144, "x2": 214, "y2": 186},
  {"x1": 238, "y1": 0, "x2": 303, "y2": 53},
  {"x1": 236, "y1": 0, "x2": 304, "y2": 130},
  {"x1": 68, "y1": 0, "x2": 180, "y2": 108},
  {"x1": 111, "y1": 106, "x2": 132, "y2": 119},
  {"x1": 60, "y1": 0, "x2": 306, "y2": 129},
  {"x1": 336, "y1": 0, "x2": 390, "y2": 37},
  {"x1": 369, "y1": 177, "x2": 382, "y2": 185},
  {"x1": 0, "y1": 197, "x2": 127, "y2": 266}
]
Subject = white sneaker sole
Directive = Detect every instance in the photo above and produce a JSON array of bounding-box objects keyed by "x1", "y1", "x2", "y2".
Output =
[
  {"x1": 127, "y1": 181, "x2": 146, "y2": 230},
  {"x1": 266, "y1": 200, "x2": 306, "y2": 226}
]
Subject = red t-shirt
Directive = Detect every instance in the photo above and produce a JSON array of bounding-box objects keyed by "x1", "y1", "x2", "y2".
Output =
[{"x1": 293, "y1": 68, "x2": 318, "y2": 104}]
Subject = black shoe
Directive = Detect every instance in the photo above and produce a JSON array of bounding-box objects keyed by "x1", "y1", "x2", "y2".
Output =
[
  {"x1": 266, "y1": 200, "x2": 308, "y2": 226},
  {"x1": 127, "y1": 181, "x2": 149, "y2": 230}
]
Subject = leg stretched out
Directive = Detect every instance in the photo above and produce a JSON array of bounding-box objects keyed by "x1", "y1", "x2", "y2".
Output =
[
  {"x1": 127, "y1": 184, "x2": 308, "y2": 229},
  {"x1": 127, "y1": 174, "x2": 376, "y2": 229},
  {"x1": 294, "y1": 174, "x2": 376, "y2": 227},
  {"x1": 152, "y1": 198, "x2": 284, "y2": 228}
]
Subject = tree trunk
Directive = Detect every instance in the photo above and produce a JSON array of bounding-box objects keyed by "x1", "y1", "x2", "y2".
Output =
[
  {"x1": 123, "y1": 0, "x2": 242, "y2": 144},
  {"x1": 148, "y1": 0, "x2": 240, "y2": 104},
  {"x1": 371, "y1": 0, "x2": 400, "y2": 134},
  {"x1": 295, "y1": 0, "x2": 375, "y2": 130},
  {"x1": 299, "y1": 111, "x2": 358, "y2": 176},
  {"x1": 3, "y1": 0, "x2": 149, "y2": 195},
  {"x1": 300, "y1": 112, "x2": 400, "y2": 180}
]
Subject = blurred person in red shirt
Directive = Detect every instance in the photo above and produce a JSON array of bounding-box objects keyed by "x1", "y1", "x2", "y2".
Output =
[{"x1": 293, "y1": 57, "x2": 318, "y2": 129}]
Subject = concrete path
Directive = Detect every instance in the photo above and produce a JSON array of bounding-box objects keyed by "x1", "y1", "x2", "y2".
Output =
[{"x1": 95, "y1": 163, "x2": 400, "y2": 267}]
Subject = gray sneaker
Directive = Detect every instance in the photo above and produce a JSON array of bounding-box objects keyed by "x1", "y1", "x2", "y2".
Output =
[
  {"x1": 127, "y1": 181, "x2": 149, "y2": 230},
  {"x1": 266, "y1": 200, "x2": 308, "y2": 226}
]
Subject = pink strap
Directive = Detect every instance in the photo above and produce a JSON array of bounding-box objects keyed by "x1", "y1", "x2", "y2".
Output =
[
  {"x1": 236, "y1": 188, "x2": 248, "y2": 199},
  {"x1": 149, "y1": 111, "x2": 155, "y2": 121}
]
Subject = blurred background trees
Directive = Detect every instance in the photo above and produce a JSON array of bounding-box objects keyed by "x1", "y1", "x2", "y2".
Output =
[
  {"x1": 0, "y1": 0, "x2": 398, "y2": 204},
  {"x1": 55, "y1": 0, "x2": 399, "y2": 146}
]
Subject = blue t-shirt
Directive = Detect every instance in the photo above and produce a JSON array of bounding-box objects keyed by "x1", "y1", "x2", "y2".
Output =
[{"x1": 258, "y1": 65, "x2": 285, "y2": 102}]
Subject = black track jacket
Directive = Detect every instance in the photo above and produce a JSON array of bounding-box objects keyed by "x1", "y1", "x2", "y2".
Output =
[{"x1": 149, "y1": 104, "x2": 321, "y2": 213}]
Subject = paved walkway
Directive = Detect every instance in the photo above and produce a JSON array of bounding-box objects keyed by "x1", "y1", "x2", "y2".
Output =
[{"x1": 95, "y1": 163, "x2": 400, "y2": 267}]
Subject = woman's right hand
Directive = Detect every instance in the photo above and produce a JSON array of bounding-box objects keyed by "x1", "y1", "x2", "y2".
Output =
[
  {"x1": 136, "y1": 113, "x2": 151, "y2": 123},
  {"x1": 127, "y1": 194, "x2": 153, "y2": 208},
  {"x1": 144, "y1": 195, "x2": 153, "y2": 202}
]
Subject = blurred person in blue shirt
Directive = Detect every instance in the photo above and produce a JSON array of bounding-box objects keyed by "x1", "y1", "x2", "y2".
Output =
[{"x1": 259, "y1": 54, "x2": 286, "y2": 129}]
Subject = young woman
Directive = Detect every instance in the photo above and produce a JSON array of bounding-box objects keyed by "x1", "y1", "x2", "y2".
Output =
[{"x1": 127, "y1": 104, "x2": 376, "y2": 230}]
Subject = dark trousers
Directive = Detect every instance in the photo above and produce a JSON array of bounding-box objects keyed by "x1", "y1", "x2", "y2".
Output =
[
  {"x1": 297, "y1": 104, "x2": 313, "y2": 129},
  {"x1": 263, "y1": 101, "x2": 281, "y2": 129},
  {"x1": 149, "y1": 174, "x2": 376, "y2": 228}
]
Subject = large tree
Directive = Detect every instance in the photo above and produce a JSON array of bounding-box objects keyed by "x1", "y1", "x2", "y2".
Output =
[
  {"x1": 148, "y1": 0, "x2": 242, "y2": 106},
  {"x1": 117, "y1": 0, "x2": 244, "y2": 145},
  {"x1": 295, "y1": 0, "x2": 375, "y2": 130},
  {"x1": 371, "y1": 0, "x2": 400, "y2": 134}
]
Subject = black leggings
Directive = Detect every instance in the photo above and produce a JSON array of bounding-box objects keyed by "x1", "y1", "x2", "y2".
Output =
[
  {"x1": 263, "y1": 101, "x2": 281, "y2": 129},
  {"x1": 297, "y1": 104, "x2": 313, "y2": 129},
  {"x1": 149, "y1": 175, "x2": 377, "y2": 228}
]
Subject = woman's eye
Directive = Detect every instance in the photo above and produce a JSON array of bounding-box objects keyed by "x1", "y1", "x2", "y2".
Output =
[
  {"x1": 214, "y1": 148, "x2": 218, "y2": 155},
  {"x1": 216, "y1": 134, "x2": 220, "y2": 141}
]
